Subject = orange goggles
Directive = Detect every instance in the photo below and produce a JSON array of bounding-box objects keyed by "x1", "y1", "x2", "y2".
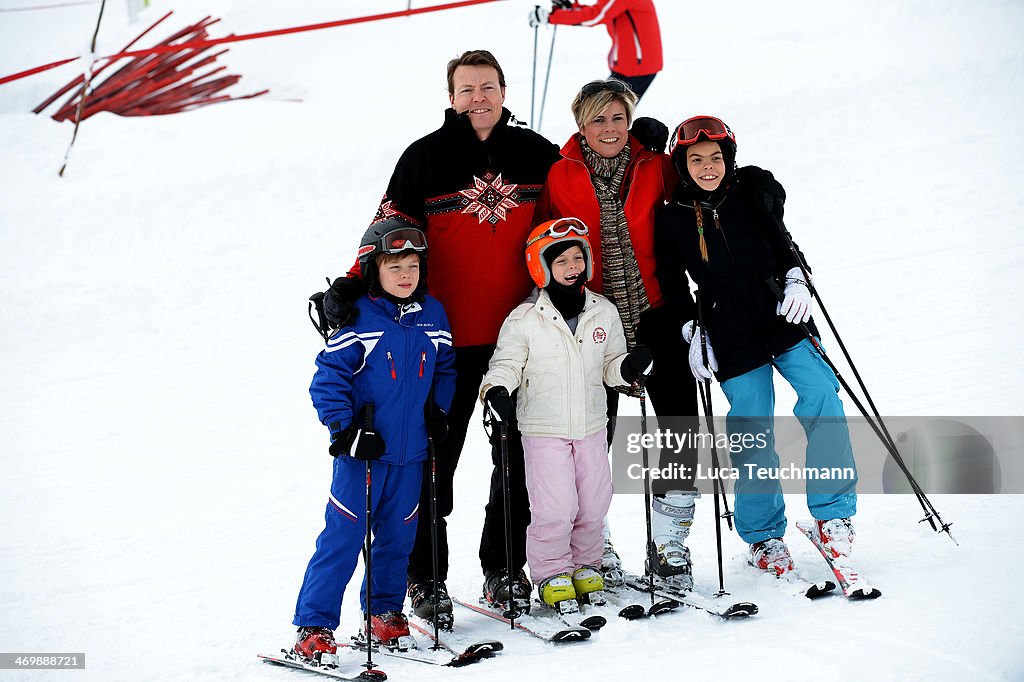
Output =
[{"x1": 672, "y1": 115, "x2": 735, "y2": 152}]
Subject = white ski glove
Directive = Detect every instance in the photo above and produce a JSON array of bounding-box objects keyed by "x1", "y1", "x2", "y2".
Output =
[
  {"x1": 682, "y1": 320, "x2": 718, "y2": 381},
  {"x1": 528, "y1": 6, "x2": 550, "y2": 27},
  {"x1": 777, "y1": 267, "x2": 813, "y2": 324}
]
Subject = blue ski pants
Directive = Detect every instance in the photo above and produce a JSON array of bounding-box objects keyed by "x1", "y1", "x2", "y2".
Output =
[
  {"x1": 719, "y1": 339, "x2": 857, "y2": 545},
  {"x1": 293, "y1": 456, "x2": 423, "y2": 629}
]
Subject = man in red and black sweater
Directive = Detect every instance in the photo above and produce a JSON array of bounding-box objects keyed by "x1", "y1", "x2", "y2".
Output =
[{"x1": 330, "y1": 50, "x2": 561, "y2": 624}]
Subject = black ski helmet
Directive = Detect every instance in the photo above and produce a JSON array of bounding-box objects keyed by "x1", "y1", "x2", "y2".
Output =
[
  {"x1": 669, "y1": 115, "x2": 737, "y2": 193},
  {"x1": 357, "y1": 217, "x2": 428, "y2": 299}
]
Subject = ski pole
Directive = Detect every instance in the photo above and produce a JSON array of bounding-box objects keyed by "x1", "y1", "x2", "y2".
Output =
[
  {"x1": 362, "y1": 403, "x2": 377, "y2": 671},
  {"x1": 530, "y1": 5, "x2": 539, "y2": 128},
  {"x1": 499, "y1": 419, "x2": 516, "y2": 627},
  {"x1": 694, "y1": 294, "x2": 731, "y2": 596},
  {"x1": 484, "y1": 401, "x2": 518, "y2": 628},
  {"x1": 636, "y1": 376, "x2": 656, "y2": 606},
  {"x1": 427, "y1": 429, "x2": 442, "y2": 647},
  {"x1": 537, "y1": 25, "x2": 557, "y2": 134},
  {"x1": 59, "y1": 0, "x2": 107, "y2": 177},
  {"x1": 694, "y1": 292, "x2": 734, "y2": 530},
  {"x1": 765, "y1": 269, "x2": 956, "y2": 544},
  {"x1": 697, "y1": 377, "x2": 727, "y2": 597},
  {"x1": 697, "y1": 379, "x2": 733, "y2": 529}
]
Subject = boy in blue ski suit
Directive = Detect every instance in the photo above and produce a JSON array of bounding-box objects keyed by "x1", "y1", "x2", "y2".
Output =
[
  {"x1": 292, "y1": 219, "x2": 456, "y2": 658},
  {"x1": 654, "y1": 116, "x2": 858, "y2": 576}
]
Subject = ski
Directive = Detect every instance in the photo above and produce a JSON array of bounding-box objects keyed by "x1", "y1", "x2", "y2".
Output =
[
  {"x1": 258, "y1": 649, "x2": 387, "y2": 681},
  {"x1": 745, "y1": 564, "x2": 839, "y2": 600},
  {"x1": 797, "y1": 576, "x2": 839, "y2": 599},
  {"x1": 570, "y1": 584, "x2": 679, "y2": 620},
  {"x1": 342, "y1": 631, "x2": 497, "y2": 668},
  {"x1": 621, "y1": 572, "x2": 759, "y2": 619},
  {"x1": 529, "y1": 597, "x2": 608, "y2": 631},
  {"x1": 452, "y1": 597, "x2": 592, "y2": 643},
  {"x1": 406, "y1": 617, "x2": 504, "y2": 667},
  {"x1": 608, "y1": 593, "x2": 680, "y2": 620},
  {"x1": 795, "y1": 520, "x2": 882, "y2": 600}
]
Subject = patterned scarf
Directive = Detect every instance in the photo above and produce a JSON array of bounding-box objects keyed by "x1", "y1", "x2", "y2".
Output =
[
  {"x1": 581, "y1": 138, "x2": 649, "y2": 397},
  {"x1": 581, "y1": 138, "x2": 650, "y2": 340}
]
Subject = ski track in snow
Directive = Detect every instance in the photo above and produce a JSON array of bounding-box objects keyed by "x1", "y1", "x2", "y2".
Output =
[{"x1": 2, "y1": 1, "x2": 1023, "y2": 680}]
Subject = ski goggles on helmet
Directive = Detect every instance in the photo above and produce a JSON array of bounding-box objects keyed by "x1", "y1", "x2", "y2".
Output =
[
  {"x1": 670, "y1": 115, "x2": 736, "y2": 154},
  {"x1": 359, "y1": 227, "x2": 428, "y2": 261},
  {"x1": 525, "y1": 217, "x2": 589, "y2": 249},
  {"x1": 525, "y1": 218, "x2": 593, "y2": 288},
  {"x1": 580, "y1": 78, "x2": 632, "y2": 97},
  {"x1": 381, "y1": 227, "x2": 427, "y2": 254}
]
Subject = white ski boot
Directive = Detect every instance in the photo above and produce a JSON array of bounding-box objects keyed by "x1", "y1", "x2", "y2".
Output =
[
  {"x1": 647, "y1": 491, "x2": 699, "y2": 592},
  {"x1": 749, "y1": 538, "x2": 795, "y2": 576},
  {"x1": 816, "y1": 517, "x2": 855, "y2": 559}
]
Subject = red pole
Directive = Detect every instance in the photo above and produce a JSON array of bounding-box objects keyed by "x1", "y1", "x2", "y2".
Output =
[{"x1": 4, "y1": 0, "x2": 507, "y2": 86}]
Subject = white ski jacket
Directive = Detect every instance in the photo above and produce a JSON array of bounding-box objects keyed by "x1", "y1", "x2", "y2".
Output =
[{"x1": 482, "y1": 287, "x2": 629, "y2": 439}]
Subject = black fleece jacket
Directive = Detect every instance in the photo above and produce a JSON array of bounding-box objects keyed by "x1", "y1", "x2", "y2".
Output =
[{"x1": 653, "y1": 173, "x2": 817, "y2": 381}]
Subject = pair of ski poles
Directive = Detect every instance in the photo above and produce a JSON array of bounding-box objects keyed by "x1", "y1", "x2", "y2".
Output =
[
  {"x1": 356, "y1": 401, "x2": 446, "y2": 674},
  {"x1": 482, "y1": 401, "x2": 522, "y2": 630},
  {"x1": 763, "y1": 215, "x2": 955, "y2": 544},
  {"x1": 530, "y1": 6, "x2": 557, "y2": 132},
  {"x1": 634, "y1": 370, "x2": 734, "y2": 603}
]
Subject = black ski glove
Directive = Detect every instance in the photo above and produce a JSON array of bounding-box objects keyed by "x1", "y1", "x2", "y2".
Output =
[
  {"x1": 329, "y1": 422, "x2": 386, "y2": 460},
  {"x1": 552, "y1": 0, "x2": 573, "y2": 9},
  {"x1": 425, "y1": 401, "x2": 448, "y2": 443},
  {"x1": 621, "y1": 345, "x2": 654, "y2": 384},
  {"x1": 484, "y1": 386, "x2": 514, "y2": 426},
  {"x1": 324, "y1": 276, "x2": 368, "y2": 328},
  {"x1": 736, "y1": 165, "x2": 786, "y2": 221},
  {"x1": 630, "y1": 116, "x2": 670, "y2": 154}
]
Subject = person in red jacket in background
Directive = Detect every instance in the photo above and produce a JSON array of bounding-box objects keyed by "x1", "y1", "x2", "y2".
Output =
[{"x1": 530, "y1": 0, "x2": 663, "y2": 99}]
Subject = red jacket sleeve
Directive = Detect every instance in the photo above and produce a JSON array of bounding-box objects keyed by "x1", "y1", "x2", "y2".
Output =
[{"x1": 549, "y1": 0, "x2": 620, "y2": 26}]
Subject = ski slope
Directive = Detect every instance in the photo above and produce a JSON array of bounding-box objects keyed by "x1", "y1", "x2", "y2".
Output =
[{"x1": 1, "y1": 1, "x2": 1023, "y2": 680}]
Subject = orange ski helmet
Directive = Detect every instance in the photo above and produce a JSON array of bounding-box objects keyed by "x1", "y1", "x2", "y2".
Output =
[{"x1": 524, "y1": 217, "x2": 594, "y2": 288}]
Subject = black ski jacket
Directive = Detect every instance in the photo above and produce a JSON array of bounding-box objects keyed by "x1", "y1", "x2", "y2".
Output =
[{"x1": 654, "y1": 175, "x2": 817, "y2": 381}]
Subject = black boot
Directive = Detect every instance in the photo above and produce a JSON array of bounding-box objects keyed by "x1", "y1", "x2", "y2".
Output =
[
  {"x1": 482, "y1": 568, "x2": 532, "y2": 610},
  {"x1": 407, "y1": 580, "x2": 454, "y2": 630}
]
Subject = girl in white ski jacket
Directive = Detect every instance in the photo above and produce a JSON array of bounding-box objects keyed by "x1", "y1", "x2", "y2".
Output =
[{"x1": 480, "y1": 218, "x2": 652, "y2": 607}]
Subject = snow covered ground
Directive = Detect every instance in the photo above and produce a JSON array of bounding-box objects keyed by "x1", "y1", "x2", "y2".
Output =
[{"x1": 2, "y1": 1, "x2": 1023, "y2": 680}]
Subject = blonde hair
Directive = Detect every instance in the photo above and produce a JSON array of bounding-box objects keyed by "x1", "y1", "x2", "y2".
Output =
[{"x1": 570, "y1": 80, "x2": 638, "y2": 132}]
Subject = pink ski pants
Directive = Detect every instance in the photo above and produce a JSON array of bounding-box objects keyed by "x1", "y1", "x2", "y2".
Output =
[{"x1": 521, "y1": 428, "x2": 613, "y2": 584}]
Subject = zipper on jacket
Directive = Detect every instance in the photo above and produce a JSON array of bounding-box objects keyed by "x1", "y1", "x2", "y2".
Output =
[
  {"x1": 387, "y1": 351, "x2": 397, "y2": 380},
  {"x1": 418, "y1": 351, "x2": 426, "y2": 378},
  {"x1": 625, "y1": 11, "x2": 643, "y2": 63}
]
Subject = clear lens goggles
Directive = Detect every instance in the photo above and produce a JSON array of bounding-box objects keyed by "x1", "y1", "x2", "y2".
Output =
[{"x1": 526, "y1": 218, "x2": 589, "y2": 249}]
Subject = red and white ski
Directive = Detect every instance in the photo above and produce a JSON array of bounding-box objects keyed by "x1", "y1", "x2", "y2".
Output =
[{"x1": 795, "y1": 520, "x2": 882, "y2": 600}]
